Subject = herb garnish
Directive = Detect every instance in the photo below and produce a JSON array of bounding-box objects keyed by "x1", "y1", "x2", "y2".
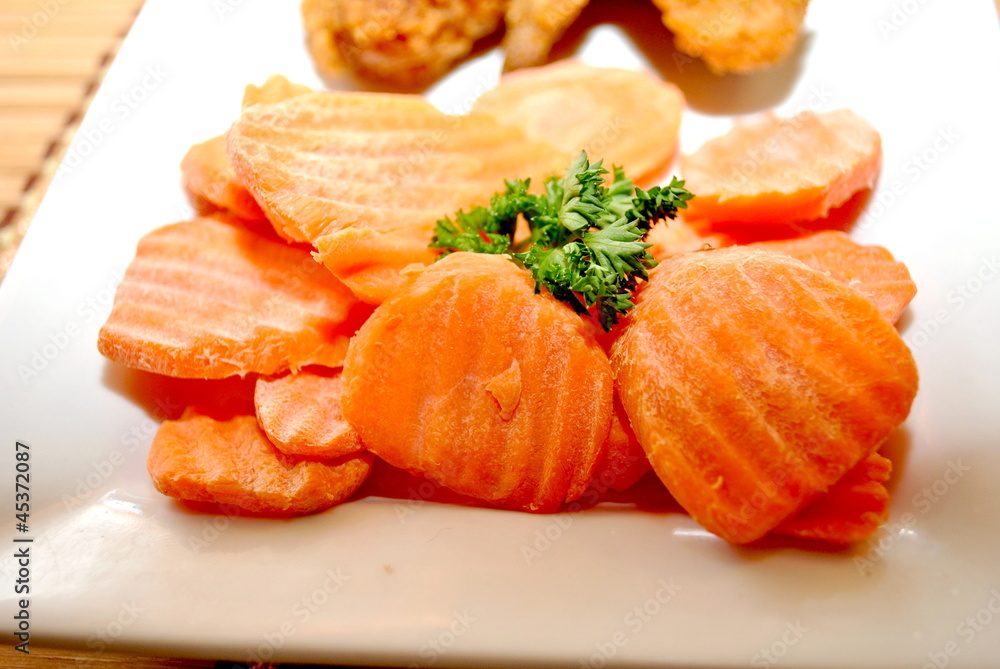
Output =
[{"x1": 430, "y1": 152, "x2": 693, "y2": 331}]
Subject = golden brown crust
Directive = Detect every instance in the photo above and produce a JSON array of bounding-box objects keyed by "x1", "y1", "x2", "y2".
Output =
[
  {"x1": 302, "y1": 0, "x2": 507, "y2": 87},
  {"x1": 501, "y1": 0, "x2": 590, "y2": 71},
  {"x1": 651, "y1": 0, "x2": 810, "y2": 75}
]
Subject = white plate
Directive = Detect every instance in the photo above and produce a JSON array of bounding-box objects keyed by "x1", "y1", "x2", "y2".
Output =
[{"x1": 2, "y1": 0, "x2": 1000, "y2": 666}]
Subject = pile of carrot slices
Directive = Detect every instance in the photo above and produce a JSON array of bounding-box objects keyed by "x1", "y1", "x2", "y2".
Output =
[{"x1": 98, "y1": 66, "x2": 918, "y2": 544}]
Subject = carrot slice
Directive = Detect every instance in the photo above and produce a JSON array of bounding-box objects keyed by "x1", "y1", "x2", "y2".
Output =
[
  {"x1": 502, "y1": 0, "x2": 591, "y2": 71},
  {"x1": 180, "y1": 75, "x2": 311, "y2": 224},
  {"x1": 98, "y1": 216, "x2": 361, "y2": 378},
  {"x1": 645, "y1": 218, "x2": 733, "y2": 261},
  {"x1": 473, "y1": 61, "x2": 685, "y2": 185},
  {"x1": 681, "y1": 110, "x2": 882, "y2": 225},
  {"x1": 591, "y1": 390, "x2": 651, "y2": 493},
  {"x1": 341, "y1": 252, "x2": 613, "y2": 512},
  {"x1": 752, "y1": 231, "x2": 916, "y2": 323},
  {"x1": 651, "y1": 0, "x2": 809, "y2": 75},
  {"x1": 774, "y1": 452, "x2": 892, "y2": 543},
  {"x1": 254, "y1": 368, "x2": 364, "y2": 459},
  {"x1": 148, "y1": 406, "x2": 373, "y2": 515},
  {"x1": 611, "y1": 247, "x2": 917, "y2": 543},
  {"x1": 227, "y1": 92, "x2": 566, "y2": 304},
  {"x1": 181, "y1": 135, "x2": 267, "y2": 222},
  {"x1": 241, "y1": 74, "x2": 312, "y2": 108}
]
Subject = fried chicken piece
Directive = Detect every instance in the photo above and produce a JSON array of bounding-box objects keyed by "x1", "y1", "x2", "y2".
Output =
[
  {"x1": 302, "y1": 0, "x2": 346, "y2": 80},
  {"x1": 502, "y1": 0, "x2": 590, "y2": 70},
  {"x1": 651, "y1": 0, "x2": 810, "y2": 74},
  {"x1": 301, "y1": 0, "x2": 507, "y2": 87}
]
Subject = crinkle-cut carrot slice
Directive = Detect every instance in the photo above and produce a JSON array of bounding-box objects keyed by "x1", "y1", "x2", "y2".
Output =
[
  {"x1": 681, "y1": 110, "x2": 881, "y2": 225},
  {"x1": 611, "y1": 247, "x2": 917, "y2": 544},
  {"x1": 241, "y1": 74, "x2": 312, "y2": 108},
  {"x1": 97, "y1": 216, "x2": 361, "y2": 378},
  {"x1": 645, "y1": 218, "x2": 734, "y2": 261},
  {"x1": 341, "y1": 252, "x2": 613, "y2": 513},
  {"x1": 752, "y1": 231, "x2": 916, "y2": 323},
  {"x1": 473, "y1": 61, "x2": 684, "y2": 186},
  {"x1": 773, "y1": 452, "x2": 892, "y2": 543},
  {"x1": 502, "y1": 0, "x2": 590, "y2": 71},
  {"x1": 591, "y1": 391, "x2": 651, "y2": 493},
  {"x1": 180, "y1": 75, "x2": 311, "y2": 225},
  {"x1": 148, "y1": 406, "x2": 373, "y2": 515},
  {"x1": 255, "y1": 368, "x2": 364, "y2": 459},
  {"x1": 227, "y1": 92, "x2": 566, "y2": 304},
  {"x1": 181, "y1": 135, "x2": 268, "y2": 222},
  {"x1": 651, "y1": 0, "x2": 809, "y2": 75}
]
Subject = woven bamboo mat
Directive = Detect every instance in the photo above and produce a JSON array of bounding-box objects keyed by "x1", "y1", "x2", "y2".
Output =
[{"x1": 0, "y1": 0, "x2": 144, "y2": 281}]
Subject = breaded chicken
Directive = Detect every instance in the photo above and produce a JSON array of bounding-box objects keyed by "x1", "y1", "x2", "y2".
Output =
[
  {"x1": 302, "y1": 0, "x2": 507, "y2": 87},
  {"x1": 651, "y1": 0, "x2": 810, "y2": 74},
  {"x1": 502, "y1": 0, "x2": 590, "y2": 70}
]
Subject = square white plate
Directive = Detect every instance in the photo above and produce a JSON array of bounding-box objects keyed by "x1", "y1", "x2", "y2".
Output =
[{"x1": 2, "y1": 0, "x2": 1000, "y2": 666}]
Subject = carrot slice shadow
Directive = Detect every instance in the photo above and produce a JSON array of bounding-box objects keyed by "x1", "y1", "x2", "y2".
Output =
[
  {"x1": 355, "y1": 459, "x2": 500, "y2": 510},
  {"x1": 100, "y1": 362, "x2": 257, "y2": 422}
]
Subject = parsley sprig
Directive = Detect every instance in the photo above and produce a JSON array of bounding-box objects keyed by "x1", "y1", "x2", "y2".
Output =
[{"x1": 430, "y1": 152, "x2": 693, "y2": 331}]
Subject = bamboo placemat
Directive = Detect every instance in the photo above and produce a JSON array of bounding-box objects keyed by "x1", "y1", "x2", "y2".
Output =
[
  {"x1": 2, "y1": 3, "x2": 301, "y2": 666},
  {"x1": 0, "y1": 0, "x2": 144, "y2": 281}
]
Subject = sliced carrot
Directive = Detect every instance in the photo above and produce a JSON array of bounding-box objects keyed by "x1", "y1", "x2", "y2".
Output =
[
  {"x1": 254, "y1": 368, "x2": 364, "y2": 459},
  {"x1": 147, "y1": 406, "x2": 373, "y2": 515},
  {"x1": 227, "y1": 92, "x2": 565, "y2": 304},
  {"x1": 681, "y1": 110, "x2": 881, "y2": 225},
  {"x1": 241, "y1": 74, "x2": 312, "y2": 108},
  {"x1": 651, "y1": 0, "x2": 809, "y2": 75},
  {"x1": 340, "y1": 252, "x2": 613, "y2": 512},
  {"x1": 752, "y1": 231, "x2": 916, "y2": 323},
  {"x1": 645, "y1": 217, "x2": 733, "y2": 261},
  {"x1": 473, "y1": 61, "x2": 685, "y2": 186},
  {"x1": 502, "y1": 0, "x2": 591, "y2": 71},
  {"x1": 774, "y1": 452, "x2": 892, "y2": 543},
  {"x1": 611, "y1": 247, "x2": 917, "y2": 543},
  {"x1": 181, "y1": 135, "x2": 267, "y2": 222},
  {"x1": 591, "y1": 390, "x2": 651, "y2": 493},
  {"x1": 180, "y1": 75, "x2": 311, "y2": 224},
  {"x1": 98, "y1": 216, "x2": 362, "y2": 378}
]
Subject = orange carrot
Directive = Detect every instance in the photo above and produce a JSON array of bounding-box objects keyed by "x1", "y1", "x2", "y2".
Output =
[
  {"x1": 341, "y1": 251, "x2": 613, "y2": 512},
  {"x1": 254, "y1": 368, "x2": 364, "y2": 459},
  {"x1": 180, "y1": 75, "x2": 311, "y2": 224},
  {"x1": 611, "y1": 247, "x2": 918, "y2": 543},
  {"x1": 774, "y1": 452, "x2": 892, "y2": 543},
  {"x1": 147, "y1": 406, "x2": 373, "y2": 515},
  {"x1": 181, "y1": 135, "x2": 267, "y2": 222},
  {"x1": 681, "y1": 110, "x2": 881, "y2": 225},
  {"x1": 473, "y1": 61, "x2": 685, "y2": 185},
  {"x1": 241, "y1": 74, "x2": 312, "y2": 108},
  {"x1": 98, "y1": 216, "x2": 361, "y2": 378},
  {"x1": 591, "y1": 390, "x2": 651, "y2": 493},
  {"x1": 751, "y1": 231, "x2": 916, "y2": 323},
  {"x1": 226, "y1": 92, "x2": 566, "y2": 304},
  {"x1": 645, "y1": 217, "x2": 734, "y2": 261}
]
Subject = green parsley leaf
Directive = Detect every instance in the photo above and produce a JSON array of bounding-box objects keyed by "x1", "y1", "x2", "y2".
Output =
[{"x1": 429, "y1": 151, "x2": 694, "y2": 331}]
